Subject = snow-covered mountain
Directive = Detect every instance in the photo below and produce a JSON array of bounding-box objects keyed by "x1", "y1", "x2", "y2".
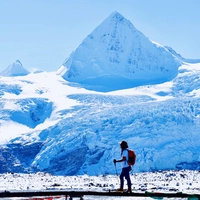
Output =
[
  {"x1": 0, "y1": 60, "x2": 30, "y2": 77},
  {"x1": 57, "y1": 12, "x2": 181, "y2": 92},
  {"x1": 0, "y1": 12, "x2": 200, "y2": 176},
  {"x1": 0, "y1": 62, "x2": 200, "y2": 175}
]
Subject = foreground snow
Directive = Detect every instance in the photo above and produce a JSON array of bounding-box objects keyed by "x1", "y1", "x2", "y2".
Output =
[{"x1": 0, "y1": 170, "x2": 199, "y2": 196}]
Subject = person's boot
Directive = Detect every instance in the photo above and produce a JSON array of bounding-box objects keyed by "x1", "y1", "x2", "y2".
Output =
[
  {"x1": 116, "y1": 188, "x2": 123, "y2": 192},
  {"x1": 125, "y1": 187, "x2": 132, "y2": 193}
]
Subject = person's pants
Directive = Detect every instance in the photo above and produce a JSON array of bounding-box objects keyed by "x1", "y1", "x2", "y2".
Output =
[{"x1": 120, "y1": 166, "x2": 132, "y2": 189}]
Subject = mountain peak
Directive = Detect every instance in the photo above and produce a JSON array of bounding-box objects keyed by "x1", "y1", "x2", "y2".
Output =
[
  {"x1": 109, "y1": 11, "x2": 125, "y2": 20},
  {"x1": 0, "y1": 60, "x2": 30, "y2": 77},
  {"x1": 15, "y1": 59, "x2": 22, "y2": 65},
  {"x1": 57, "y1": 12, "x2": 181, "y2": 92}
]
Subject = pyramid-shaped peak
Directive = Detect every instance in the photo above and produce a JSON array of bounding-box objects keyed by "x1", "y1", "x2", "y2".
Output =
[
  {"x1": 58, "y1": 12, "x2": 181, "y2": 92},
  {"x1": 0, "y1": 60, "x2": 30, "y2": 77}
]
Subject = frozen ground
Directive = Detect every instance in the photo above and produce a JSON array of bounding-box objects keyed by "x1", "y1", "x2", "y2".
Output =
[{"x1": 0, "y1": 170, "x2": 200, "y2": 199}]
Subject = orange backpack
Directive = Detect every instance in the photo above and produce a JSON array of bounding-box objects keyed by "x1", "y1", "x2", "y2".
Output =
[{"x1": 127, "y1": 149, "x2": 136, "y2": 166}]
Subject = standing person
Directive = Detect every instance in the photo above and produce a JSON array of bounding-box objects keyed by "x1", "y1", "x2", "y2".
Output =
[{"x1": 113, "y1": 140, "x2": 132, "y2": 193}]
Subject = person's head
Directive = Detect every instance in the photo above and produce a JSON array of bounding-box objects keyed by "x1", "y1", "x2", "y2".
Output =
[{"x1": 120, "y1": 140, "x2": 128, "y2": 149}]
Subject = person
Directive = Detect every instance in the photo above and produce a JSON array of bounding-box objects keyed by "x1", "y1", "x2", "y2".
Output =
[{"x1": 113, "y1": 140, "x2": 132, "y2": 193}]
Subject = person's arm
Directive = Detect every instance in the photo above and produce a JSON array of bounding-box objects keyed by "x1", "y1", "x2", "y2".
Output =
[{"x1": 113, "y1": 156, "x2": 126, "y2": 163}]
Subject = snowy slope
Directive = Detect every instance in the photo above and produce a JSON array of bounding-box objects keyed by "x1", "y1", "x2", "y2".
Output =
[
  {"x1": 0, "y1": 60, "x2": 30, "y2": 76},
  {"x1": 0, "y1": 62, "x2": 200, "y2": 175},
  {"x1": 57, "y1": 12, "x2": 181, "y2": 92}
]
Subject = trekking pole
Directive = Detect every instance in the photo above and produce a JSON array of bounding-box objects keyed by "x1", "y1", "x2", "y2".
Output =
[
  {"x1": 114, "y1": 163, "x2": 118, "y2": 176},
  {"x1": 114, "y1": 162, "x2": 121, "y2": 189}
]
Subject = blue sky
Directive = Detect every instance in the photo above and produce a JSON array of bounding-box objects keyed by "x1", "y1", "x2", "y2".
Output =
[{"x1": 0, "y1": 0, "x2": 199, "y2": 72}]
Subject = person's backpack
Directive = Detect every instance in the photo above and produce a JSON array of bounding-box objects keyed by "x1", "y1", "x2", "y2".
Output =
[{"x1": 127, "y1": 149, "x2": 136, "y2": 166}]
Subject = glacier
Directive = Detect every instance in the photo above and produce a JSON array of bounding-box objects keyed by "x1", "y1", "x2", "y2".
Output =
[
  {"x1": 0, "y1": 12, "x2": 200, "y2": 176},
  {"x1": 0, "y1": 62, "x2": 200, "y2": 175}
]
